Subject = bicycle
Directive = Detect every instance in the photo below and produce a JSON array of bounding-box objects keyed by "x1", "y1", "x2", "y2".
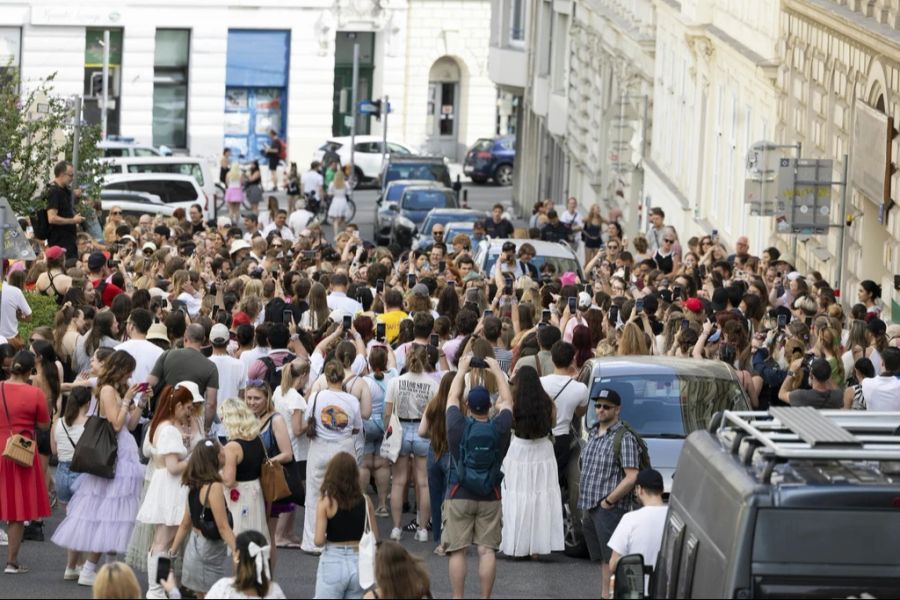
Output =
[{"x1": 304, "y1": 191, "x2": 357, "y2": 225}]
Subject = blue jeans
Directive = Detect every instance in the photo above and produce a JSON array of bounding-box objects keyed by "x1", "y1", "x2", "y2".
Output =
[
  {"x1": 427, "y1": 448, "x2": 450, "y2": 544},
  {"x1": 314, "y1": 545, "x2": 363, "y2": 599}
]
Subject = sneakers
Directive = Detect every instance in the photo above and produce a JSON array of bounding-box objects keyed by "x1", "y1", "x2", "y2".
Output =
[
  {"x1": 403, "y1": 519, "x2": 419, "y2": 533},
  {"x1": 414, "y1": 528, "x2": 429, "y2": 543},
  {"x1": 64, "y1": 567, "x2": 81, "y2": 581},
  {"x1": 389, "y1": 527, "x2": 402, "y2": 541},
  {"x1": 4, "y1": 563, "x2": 29, "y2": 574},
  {"x1": 0, "y1": 529, "x2": 7, "y2": 546},
  {"x1": 78, "y1": 569, "x2": 97, "y2": 587}
]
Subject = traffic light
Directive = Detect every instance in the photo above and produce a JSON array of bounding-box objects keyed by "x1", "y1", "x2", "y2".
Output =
[{"x1": 370, "y1": 99, "x2": 382, "y2": 121}]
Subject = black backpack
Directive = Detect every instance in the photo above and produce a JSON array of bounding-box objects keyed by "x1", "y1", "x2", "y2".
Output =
[
  {"x1": 259, "y1": 353, "x2": 296, "y2": 391},
  {"x1": 31, "y1": 185, "x2": 54, "y2": 241}
]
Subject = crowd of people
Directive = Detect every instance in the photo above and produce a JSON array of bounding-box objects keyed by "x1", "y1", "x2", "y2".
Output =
[{"x1": 0, "y1": 159, "x2": 899, "y2": 599}]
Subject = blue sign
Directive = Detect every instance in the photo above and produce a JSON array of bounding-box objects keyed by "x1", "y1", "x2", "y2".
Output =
[{"x1": 359, "y1": 100, "x2": 392, "y2": 114}]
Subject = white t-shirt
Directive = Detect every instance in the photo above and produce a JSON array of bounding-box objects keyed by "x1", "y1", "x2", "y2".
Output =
[
  {"x1": 0, "y1": 284, "x2": 31, "y2": 339},
  {"x1": 862, "y1": 375, "x2": 900, "y2": 411},
  {"x1": 262, "y1": 223, "x2": 295, "y2": 243},
  {"x1": 327, "y1": 292, "x2": 363, "y2": 316},
  {"x1": 206, "y1": 578, "x2": 286, "y2": 599},
  {"x1": 115, "y1": 338, "x2": 164, "y2": 388},
  {"x1": 301, "y1": 170, "x2": 324, "y2": 198},
  {"x1": 540, "y1": 374, "x2": 589, "y2": 436},
  {"x1": 209, "y1": 353, "x2": 246, "y2": 438},
  {"x1": 289, "y1": 209, "x2": 315, "y2": 235},
  {"x1": 240, "y1": 347, "x2": 269, "y2": 380},
  {"x1": 309, "y1": 353, "x2": 367, "y2": 388},
  {"x1": 560, "y1": 209, "x2": 584, "y2": 230},
  {"x1": 177, "y1": 292, "x2": 202, "y2": 317},
  {"x1": 385, "y1": 371, "x2": 439, "y2": 420},
  {"x1": 274, "y1": 386, "x2": 309, "y2": 461},
  {"x1": 607, "y1": 505, "x2": 668, "y2": 572},
  {"x1": 312, "y1": 389, "x2": 362, "y2": 442}
]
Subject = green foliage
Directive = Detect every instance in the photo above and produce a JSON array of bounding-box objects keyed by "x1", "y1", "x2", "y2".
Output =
[
  {"x1": 18, "y1": 291, "x2": 58, "y2": 342},
  {"x1": 0, "y1": 66, "x2": 107, "y2": 217}
]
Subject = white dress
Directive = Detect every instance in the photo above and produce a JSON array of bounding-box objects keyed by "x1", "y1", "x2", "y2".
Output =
[
  {"x1": 328, "y1": 183, "x2": 349, "y2": 219},
  {"x1": 499, "y1": 434, "x2": 565, "y2": 557},
  {"x1": 136, "y1": 423, "x2": 189, "y2": 526}
]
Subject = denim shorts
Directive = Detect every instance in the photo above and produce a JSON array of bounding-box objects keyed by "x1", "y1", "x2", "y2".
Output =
[
  {"x1": 363, "y1": 418, "x2": 385, "y2": 455},
  {"x1": 583, "y1": 505, "x2": 627, "y2": 562},
  {"x1": 400, "y1": 421, "x2": 429, "y2": 457},
  {"x1": 314, "y1": 545, "x2": 363, "y2": 599},
  {"x1": 55, "y1": 461, "x2": 82, "y2": 504}
]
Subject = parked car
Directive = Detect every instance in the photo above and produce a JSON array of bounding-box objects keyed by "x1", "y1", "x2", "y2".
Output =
[
  {"x1": 562, "y1": 357, "x2": 750, "y2": 558},
  {"x1": 102, "y1": 173, "x2": 207, "y2": 218},
  {"x1": 314, "y1": 136, "x2": 416, "y2": 188},
  {"x1": 101, "y1": 156, "x2": 215, "y2": 206},
  {"x1": 384, "y1": 185, "x2": 458, "y2": 248},
  {"x1": 463, "y1": 135, "x2": 515, "y2": 185},
  {"x1": 374, "y1": 179, "x2": 435, "y2": 245},
  {"x1": 99, "y1": 190, "x2": 174, "y2": 220},
  {"x1": 380, "y1": 155, "x2": 452, "y2": 193},
  {"x1": 412, "y1": 208, "x2": 486, "y2": 251},
  {"x1": 473, "y1": 238, "x2": 585, "y2": 282},
  {"x1": 443, "y1": 221, "x2": 477, "y2": 249},
  {"x1": 98, "y1": 139, "x2": 163, "y2": 158},
  {"x1": 618, "y1": 408, "x2": 900, "y2": 598}
]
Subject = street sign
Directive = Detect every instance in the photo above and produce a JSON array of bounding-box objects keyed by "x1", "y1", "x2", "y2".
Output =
[
  {"x1": 745, "y1": 141, "x2": 788, "y2": 216},
  {"x1": 359, "y1": 100, "x2": 392, "y2": 115},
  {"x1": 777, "y1": 158, "x2": 833, "y2": 234}
]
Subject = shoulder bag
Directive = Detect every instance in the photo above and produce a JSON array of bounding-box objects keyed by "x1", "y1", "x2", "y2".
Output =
[
  {"x1": 262, "y1": 414, "x2": 305, "y2": 505},
  {"x1": 1, "y1": 383, "x2": 36, "y2": 468},
  {"x1": 306, "y1": 391, "x2": 321, "y2": 440},
  {"x1": 198, "y1": 483, "x2": 234, "y2": 541},
  {"x1": 258, "y1": 430, "x2": 290, "y2": 505},
  {"x1": 358, "y1": 498, "x2": 376, "y2": 590},
  {"x1": 70, "y1": 393, "x2": 119, "y2": 479}
]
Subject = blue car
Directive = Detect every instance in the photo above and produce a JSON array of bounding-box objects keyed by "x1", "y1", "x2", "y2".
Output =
[
  {"x1": 463, "y1": 135, "x2": 515, "y2": 186},
  {"x1": 385, "y1": 185, "x2": 458, "y2": 247}
]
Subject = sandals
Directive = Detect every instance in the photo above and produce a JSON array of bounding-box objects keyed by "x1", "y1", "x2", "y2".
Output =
[
  {"x1": 374, "y1": 506, "x2": 390, "y2": 518},
  {"x1": 5, "y1": 563, "x2": 29, "y2": 574}
]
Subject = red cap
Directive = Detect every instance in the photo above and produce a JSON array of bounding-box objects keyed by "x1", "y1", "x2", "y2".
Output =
[
  {"x1": 45, "y1": 246, "x2": 66, "y2": 261},
  {"x1": 684, "y1": 297, "x2": 703, "y2": 314},
  {"x1": 232, "y1": 311, "x2": 252, "y2": 327},
  {"x1": 101, "y1": 283, "x2": 124, "y2": 307}
]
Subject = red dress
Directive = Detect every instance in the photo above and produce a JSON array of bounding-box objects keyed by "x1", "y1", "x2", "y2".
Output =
[{"x1": 0, "y1": 381, "x2": 51, "y2": 521}]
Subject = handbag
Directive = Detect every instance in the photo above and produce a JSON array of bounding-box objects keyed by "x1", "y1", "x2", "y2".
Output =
[
  {"x1": 70, "y1": 394, "x2": 118, "y2": 479},
  {"x1": 261, "y1": 415, "x2": 305, "y2": 505},
  {"x1": 198, "y1": 484, "x2": 234, "y2": 541},
  {"x1": 1, "y1": 383, "x2": 36, "y2": 468},
  {"x1": 259, "y1": 436, "x2": 290, "y2": 505},
  {"x1": 358, "y1": 498, "x2": 376, "y2": 590},
  {"x1": 306, "y1": 392, "x2": 321, "y2": 440},
  {"x1": 379, "y1": 410, "x2": 402, "y2": 464}
]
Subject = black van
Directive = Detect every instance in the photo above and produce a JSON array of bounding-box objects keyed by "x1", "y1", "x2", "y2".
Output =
[
  {"x1": 379, "y1": 155, "x2": 452, "y2": 192},
  {"x1": 615, "y1": 408, "x2": 900, "y2": 598}
]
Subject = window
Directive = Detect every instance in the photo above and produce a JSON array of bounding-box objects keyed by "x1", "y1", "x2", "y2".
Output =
[
  {"x1": 153, "y1": 29, "x2": 190, "y2": 149},
  {"x1": 537, "y1": 1, "x2": 553, "y2": 76},
  {"x1": 509, "y1": 0, "x2": 526, "y2": 44},
  {"x1": 0, "y1": 27, "x2": 21, "y2": 84}
]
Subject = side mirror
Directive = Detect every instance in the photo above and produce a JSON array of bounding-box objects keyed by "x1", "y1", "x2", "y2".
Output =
[
  {"x1": 388, "y1": 203, "x2": 399, "y2": 212},
  {"x1": 613, "y1": 554, "x2": 648, "y2": 599}
]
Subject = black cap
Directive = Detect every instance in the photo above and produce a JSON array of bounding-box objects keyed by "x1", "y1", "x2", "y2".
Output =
[
  {"x1": 594, "y1": 388, "x2": 621, "y2": 406},
  {"x1": 636, "y1": 469, "x2": 664, "y2": 491}
]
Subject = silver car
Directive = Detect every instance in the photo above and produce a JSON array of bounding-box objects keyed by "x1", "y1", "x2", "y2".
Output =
[{"x1": 562, "y1": 356, "x2": 750, "y2": 557}]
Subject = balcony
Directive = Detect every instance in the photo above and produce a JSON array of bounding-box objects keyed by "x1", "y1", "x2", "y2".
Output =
[{"x1": 488, "y1": 44, "x2": 527, "y2": 93}]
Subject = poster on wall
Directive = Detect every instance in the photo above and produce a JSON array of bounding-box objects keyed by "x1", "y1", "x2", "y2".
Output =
[
  {"x1": 255, "y1": 88, "x2": 282, "y2": 110},
  {"x1": 255, "y1": 111, "x2": 282, "y2": 135},
  {"x1": 225, "y1": 88, "x2": 249, "y2": 110},
  {"x1": 224, "y1": 112, "x2": 250, "y2": 135}
]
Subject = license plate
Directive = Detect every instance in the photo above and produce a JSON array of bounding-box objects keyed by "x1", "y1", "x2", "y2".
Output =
[{"x1": 464, "y1": 166, "x2": 474, "y2": 173}]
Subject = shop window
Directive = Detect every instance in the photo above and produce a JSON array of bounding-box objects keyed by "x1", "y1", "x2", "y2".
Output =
[
  {"x1": 0, "y1": 27, "x2": 21, "y2": 84},
  {"x1": 153, "y1": 29, "x2": 190, "y2": 149}
]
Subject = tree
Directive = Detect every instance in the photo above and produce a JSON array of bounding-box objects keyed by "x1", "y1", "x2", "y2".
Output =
[{"x1": 0, "y1": 66, "x2": 106, "y2": 217}]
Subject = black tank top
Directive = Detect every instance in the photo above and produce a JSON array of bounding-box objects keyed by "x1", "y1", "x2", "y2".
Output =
[
  {"x1": 234, "y1": 438, "x2": 264, "y2": 481},
  {"x1": 326, "y1": 497, "x2": 366, "y2": 543}
]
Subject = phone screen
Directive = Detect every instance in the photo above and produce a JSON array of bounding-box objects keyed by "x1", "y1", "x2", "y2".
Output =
[
  {"x1": 430, "y1": 333, "x2": 439, "y2": 347},
  {"x1": 681, "y1": 318, "x2": 689, "y2": 332},
  {"x1": 157, "y1": 556, "x2": 171, "y2": 583},
  {"x1": 376, "y1": 322, "x2": 386, "y2": 341},
  {"x1": 439, "y1": 261, "x2": 446, "y2": 272},
  {"x1": 342, "y1": 315, "x2": 352, "y2": 331},
  {"x1": 283, "y1": 310, "x2": 293, "y2": 325},
  {"x1": 542, "y1": 309, "x2": 551, "y2": 322},
  {"x1": 777, "y1": 314, "x2": 787, "y2": 329},
  {"x1": 609, "y1": 305, "x2": 619, "y2": 324},
  {"x1": 584, "y1": 284, "x2": 592, "y2": 294},
  {"x1": 407, "y1": 274, "x2": 416, "y2": 288},
  {"x1": 376, "y1": 279, "x2": 384, "y2": 294},
  {"x1": 568, "y1": 297, "x2": 577, "y2": 313},
  {"x1": 483, "y1": 310, "x2": 493, "y2": 319},
  {"x1": 212, "y1": 304, "x2": 220, "y2": 317},
  {"x1": 636, "y1": 299, "x2": 644, "y2": 313}
]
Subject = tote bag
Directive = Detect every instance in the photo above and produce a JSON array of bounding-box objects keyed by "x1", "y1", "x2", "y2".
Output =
[
  {"x1": 70, "y1": 399, "x2": 118, "y2": 479},
  {"x1": 379, "y1": 411, "x2": 402, "y2": 464},
  {"x1": 358, "y1": 499, "x2": 376, "y2": 590},
  {"x1": 259, "y1": 436, "x2": 290, "y2": 504}
]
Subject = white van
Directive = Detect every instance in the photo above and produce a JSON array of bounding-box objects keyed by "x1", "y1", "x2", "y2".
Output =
[
  {"x1": 102, "y1": 156, "x2": 216, "y2": 204},
  {"x1": 102, "y1": 173, "x2": 207, "y2": 218}
]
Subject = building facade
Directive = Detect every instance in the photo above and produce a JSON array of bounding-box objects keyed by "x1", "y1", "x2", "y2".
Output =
[{"x1": 0, "y1": 0, "x2": 497, "y2": 168}]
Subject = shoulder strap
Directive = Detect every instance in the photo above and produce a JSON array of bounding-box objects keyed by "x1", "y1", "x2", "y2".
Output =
[
  {"x1": 551, "y1": 377, "x2": 574, "y2": 402},
  {"x1": 0, "y1": 383, "x2": 11, "y2": 432},
  {"x1": 60, "y1": 418, "x2": 76, "y2": 448}
]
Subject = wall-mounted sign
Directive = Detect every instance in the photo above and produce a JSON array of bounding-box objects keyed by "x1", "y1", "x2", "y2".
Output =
[{"x1": 850, "y1": 100, "x2": 893, "y2": 213}]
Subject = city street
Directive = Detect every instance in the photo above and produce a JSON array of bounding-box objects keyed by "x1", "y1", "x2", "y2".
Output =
[{"x1": 0, "y1": 506, "x2": 596, "y2": 599}]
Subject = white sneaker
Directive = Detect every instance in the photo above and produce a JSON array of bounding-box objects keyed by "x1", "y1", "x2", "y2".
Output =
[
  {"x1": 0, "y1": 529, "x2": 7, "y2": 546},
  {"x1": 64, "y1": 567, "x2": 81, "y2": 581},
  {"x1": 415, "y1": 528, "x2": 429, "y2": 543},
  {"x1": 77, "y1": 569, "x2": 97, "y2": 587},
  {"x1": 390, "y1": 527, "x2": 402, "y2": 541}
]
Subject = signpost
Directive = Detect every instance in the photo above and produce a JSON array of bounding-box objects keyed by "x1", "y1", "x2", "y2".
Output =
[
  {"x1": 349, "y1": 42, "x2": 359, "y2": 193},
  {"x1": 777, "y1": 158, "x2": 834, "y2": 235},
  {"x1": 744, "y1": 141, "x2": 801, "y2": 216}
]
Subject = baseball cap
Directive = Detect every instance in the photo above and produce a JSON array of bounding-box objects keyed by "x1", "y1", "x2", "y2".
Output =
[
  {"x1": 594, "y1": 388, "x2": 621, "y2": 406},
  {"x1": 462, "y1": 271, "x2": 483, "y2": 283},
  {"x1": 560, "y1": 272, "x2": 578, "y2": 286},
  {"x1": 578, "y1": 292, "x2": 592, "y2": 309},
  {"x1": 45, "y1": 246, "x2": 66, "y2": 261},
  {"x1": 466, "y1": 386, "x2": 492, "y2": 413},
  {"x1": 147, "y1": 323, "x2": 168, "y2": 342},
  {"x1": 230, "y1": 239, "x2": 251, "y2": 255},
  {"x1": 635, "y1": 469, "x2": 664, "y2": 491},
  {"x1": 87, "y1": 251, "x2": 107, "y2": 271},
  {"x1": 232, "y1": 311, "x2": 252, "y2": 327},
  {"x1": 101, "y1": 283, "x2": 124, "y2": 307},
  {"x1": 210, "y1": 323, "x2": 230, "y2": 345},
  {"x1": 684, "y1": 297, "x2": 703, "y2": 314},
  {"x1": 142, "y1": 242, "x2": 158, "y2": 253},
  {"x1": 785, "y1": 271, "x2": 802, "y2": 281}
]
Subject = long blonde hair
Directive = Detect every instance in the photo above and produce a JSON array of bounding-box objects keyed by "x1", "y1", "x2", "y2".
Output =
[
  {"x1": 333, "y1": 167, "x2": 346, "y2": 190},
  {"x1": 171, "y1": 269, "x2": 190, "y2": 297},
  {"x1": 92, "y1": 562, "x2": 141, "y2": 599},
  {"x1": 220, "y1": 397, "x2": 261, "y2": 440},
  {"x1": 617, "y1": 322, "x2": 649, "y2": 356}
]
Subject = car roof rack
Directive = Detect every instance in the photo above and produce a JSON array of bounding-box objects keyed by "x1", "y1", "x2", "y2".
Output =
[{"x1": 718, "y1": 409, "x2": 900, "y2": 482}]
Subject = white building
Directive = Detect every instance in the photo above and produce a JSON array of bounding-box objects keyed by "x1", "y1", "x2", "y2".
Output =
[{"x1": 0, "y1": 0, "x2": 497, "y2": 170}]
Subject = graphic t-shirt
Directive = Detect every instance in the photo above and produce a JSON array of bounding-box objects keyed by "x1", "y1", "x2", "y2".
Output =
[
  {"x1": 311, "y1": 389, "x2": 362, "y2": 442},
  {"x1": 385, "y1": 371, "x2": 439, "y2": 420}
]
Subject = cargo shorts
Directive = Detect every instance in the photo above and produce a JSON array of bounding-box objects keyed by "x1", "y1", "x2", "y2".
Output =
[{"x1": 441, "y1": 498, "x2": 503, "y2": 553}]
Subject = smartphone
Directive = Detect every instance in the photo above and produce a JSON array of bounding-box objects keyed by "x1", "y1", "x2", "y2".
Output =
[
  {"x1": 376, "y1": 279, "x2": 384, "y2": 294},
  {"x1": 542, "y1": 309, "x2": 551, "y2": 323},
  {"x1": 698, "y1": 264, "x2": 707, "y2": 279},
  {"x1": 302, "y1": 250, "x2": 317, "y2": 260},
  {"x1": 342, "y1": 315, "x2": 352, "y2": 331},
  {"x1": 504, "y1": 284, "x2": 513, "y2": 296},
  {"x1": 673, "y1": 286, "x2": 683, "y2": 301},
  {"x1": 407, "y1": 273, "x2": 416, "y2": 288},
  {"x1": 156, "y1": 555, "x2": 171, "y2": 583},
  {"x1": 137, "y1": 382, "x2": 150, "y2": 393},
  {"x1": 711, "y1": 229, "x2": 719, "y2": 243},
  {"x1": 108, "y1": 259, "x2": 120, "y2": 269},
  {"x1": 448, "y1": 281, "x2": 455, "y2": 288},
  {"x1": 212, "y1": 304, "x2": 220, "y2": 317},
  {"x1": 681, "y1": 318, "x2": 690, "y2": 332},
  {"x1": 777, "y1": 314, "x2": 787, "y2": 329},
  {"x1": 568, "y1": 297, "x2": 577, "y2": 313},
  {"x1": 584, "y1": 284, "x2": 593, "y2": 295},
  {"x1": 635, "y1": 298, "x2": 644, "y2": 313},
  {"x1": 609, "y1": 305, "x2": 619, "y2": 325},
  {"x1": 430, "y1": 333, "x2": 439, "y2": 347},
  {"x1": 283, "y1": 310, "x2": 293, "y2": 325},
  {"x1": 483, "y1": 310, "x2": 494, "y2": 319},
  {"x1": 439, "y1": 260, "x2": 446, "y2": 272},
  {"x1": 376, "y1": 322, "x2": 386, "y2": 341}
]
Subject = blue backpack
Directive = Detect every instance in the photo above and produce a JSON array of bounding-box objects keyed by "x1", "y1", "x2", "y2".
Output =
[{"x1": 451, "y1": 417, "x2": 503, "y2": 498}]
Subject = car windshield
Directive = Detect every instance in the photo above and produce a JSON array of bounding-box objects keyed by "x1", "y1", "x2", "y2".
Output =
[
  {"x1": 386, "y1": 183, "x2": 413, "y2": 202},
  {"x1": 420, "y1": 213, "x2": 480, "y2": 236},
  {"x1": 483, "y1": 252, "x2": 580, "y2": 280},
  {"x1": 402, "y1": 190, "x2": 453, "y2": 211},
  {"x1": 471, "y1": 139, "x2": 493, "y2": 151},
  {"x1": 385, "y1": 163, "x2": 448, "y2": 186},
  {"x1": 586, "y1": 373, "x2": 748, "y2": 436}
]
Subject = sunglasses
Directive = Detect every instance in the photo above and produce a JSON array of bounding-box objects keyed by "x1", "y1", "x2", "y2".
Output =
[
  {"x1": 595, "y1": 403, "x2": 617, "y2": 411},
  {"x1": 111, "y1": 211, "x2": 122, "y2": 216},
  {"x1": 664, "y1": 239, "x2": 674, "y2": 243}
]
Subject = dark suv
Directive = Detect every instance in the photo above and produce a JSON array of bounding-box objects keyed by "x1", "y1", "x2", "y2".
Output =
[
  {"x1": 380, "y1": 156, "x2": 452, "y2": 193},
  {"x1": 463, "y1": 135, "x2": 515, "y2": 185}
]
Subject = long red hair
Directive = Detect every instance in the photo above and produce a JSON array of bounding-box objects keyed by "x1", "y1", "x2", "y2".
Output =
[{"x1": 149, "y1": 385, "x2": 193, "y2": 441}]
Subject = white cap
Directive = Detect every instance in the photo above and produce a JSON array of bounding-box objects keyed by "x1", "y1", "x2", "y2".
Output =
[
  {"x1": 230, "y1": 239, "x2": 251, "y2": 255},
  {"x1": 175, "y1": 381, "x2": 204, "y2": 404},
  {"x1": 142, "y1": 242, "x2": 157, "y2": 253},
  {"x1": 217, "y1": 216, "x2": 232, "y2": 228},
  {"x1": 210, "y1": 323, "x2": 230, "y2": 345},
  {"x1": 578, "y1": 291, "x2": 593, "y2": 309},
  {"x1": 786, "y1": 271, "x2": 802, "y2": 281}
]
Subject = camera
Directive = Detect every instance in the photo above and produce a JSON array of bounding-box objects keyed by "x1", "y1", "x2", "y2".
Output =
[{"x1": 470, "y1": 357, "x2": 488, "y2": 369}]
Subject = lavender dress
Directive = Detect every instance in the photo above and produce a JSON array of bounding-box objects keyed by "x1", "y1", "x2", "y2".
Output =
[{"x1": 51, "y1": 414, "x2": 144, "y2": 554}]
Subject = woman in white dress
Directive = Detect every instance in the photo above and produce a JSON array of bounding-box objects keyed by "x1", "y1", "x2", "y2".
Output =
[
  {"x1": 135, "y1": 385, "x2": 192, "y2": 598},
  {"x1": 327, "y1": 167, "x2": 349, "y2": 240},
  {"x1": 220, "y1": 398, "x2": 269, "y2": 543},
  {"x1": 500, "y1": 365, "x2": 564, "y2": 557}
]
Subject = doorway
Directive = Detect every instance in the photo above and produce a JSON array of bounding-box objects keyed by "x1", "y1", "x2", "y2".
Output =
[
  {"x1": 333, "y1": 32, "x2": 375, "y2": 137},
  {"x1": 426, "y1": 57, "x2": 462, "y2": 160}
]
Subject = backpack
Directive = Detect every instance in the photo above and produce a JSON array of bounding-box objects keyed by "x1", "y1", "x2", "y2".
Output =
[
  {"x1": 278, "y1": 140, "x2": 287, "y2": 161},
  {"x1": 32, "y1": 185, "x2": 54, "y2": 241},
  {"x1": 452, "y1": 417, "x2": 504, "y2": 498},
  {"x1": 259, "y1": 353, "x2": 296, "y2": 391},
  {"x1": 613, "y1": 421, "x2": 652, "y2": 473}
]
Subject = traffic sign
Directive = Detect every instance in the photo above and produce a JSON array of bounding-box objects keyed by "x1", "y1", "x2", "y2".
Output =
[
  {"x1": 777, "y1": 158, "x2": 833, "y2": 235},
  {"x1": 359, "y1": 100, "x2": 392, "y2": 115}
]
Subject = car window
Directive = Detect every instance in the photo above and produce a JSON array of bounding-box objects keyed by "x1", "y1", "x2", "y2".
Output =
[
  {"x1": 402, "y1": 190, "x2": 454, "y2": 211},
  {"x1": 134, "y1": 148, "x2": 160, "y2": 157},
  {"x1": 356, "y1": 142, "x2": 381, "y2": 153},
  {"x1": 126, "y1": 163, "x2": 204, "y2": 188},
  {"x1": 500, "y1": 139, "x2": 515, "y2": 151},
  {"x1": 104, "y1": 148, "x2": 127, "y2": 157},
  {"x1": 585, "y1": 374, "x2": 747, "y2": 435},
  {"x1": 386, "y1": 184, "x2": 410, "y2": 202},
  {"x1": 472, "y1": 139, "x2": 493, "y2": 151},
  {"x1": 422, "y1": 213, "x2": 480, "y2": 235},
  {"x1": 161, "y1": 180, "x2": 200, "y2": 204},
  {"x1": 388, "y1": 143, "x2": 411, "y2": 155},
  {"x1": 385, "y1": 163, "x2": 450, "y2": 186},
  {"x1": 320, "y1": 142, "x2": 342, "y2": 152},
  {"x1": 482, "y1": 252, "x2": 579, "y2": 280}
]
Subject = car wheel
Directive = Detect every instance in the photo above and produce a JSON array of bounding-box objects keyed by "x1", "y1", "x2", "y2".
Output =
[
  {"x1": 494, "y1": 164, "x2": 514, "y2": 186},
  {"x1": 347, "y1": 166, "x2": 365, "y2": 190},
  {"x1": 470, "y1": 175, "x2": 488, "y2": 185}
]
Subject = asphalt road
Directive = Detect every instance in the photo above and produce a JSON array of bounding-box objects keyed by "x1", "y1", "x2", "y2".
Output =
[{"x1": 0, "y1": 500, "x2": 598, "y2": 599}]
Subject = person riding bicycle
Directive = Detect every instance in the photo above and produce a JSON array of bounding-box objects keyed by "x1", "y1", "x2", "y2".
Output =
[{"x1": 301, "y1": 161, "x2": 324, "y2": 213}]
